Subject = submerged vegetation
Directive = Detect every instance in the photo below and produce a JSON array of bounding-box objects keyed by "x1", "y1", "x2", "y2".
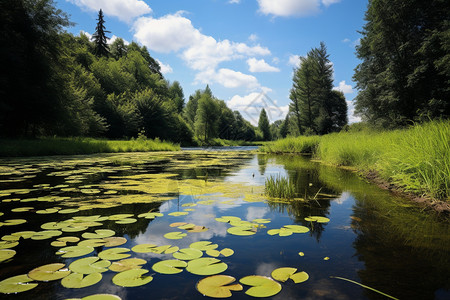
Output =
[
  {"x1": 0, "y1": 137, "x2": 180, "y2": 157},
  {"x1": 265, "y1": 175, "x2": 296, "y2": 200},
  {"x1": 262, "y1": 120, "x2": 450, "y2": 202}
]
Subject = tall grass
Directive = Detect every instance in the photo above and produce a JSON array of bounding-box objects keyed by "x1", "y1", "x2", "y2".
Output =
[
  {"x1": 261, "y1": 120, "x2": 450, "y2": 201},
  {"x1": 265, "y1": 174, "x2": 296, "y2": 199},
  {"x1": 259, "y1": 135, "x2": 320, "y2": 154},
  {"x1": 0, "y1": 137, "x2": 180, "y2": 157}
]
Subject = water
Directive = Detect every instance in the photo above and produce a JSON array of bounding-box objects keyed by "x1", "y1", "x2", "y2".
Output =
[{"x1": 0, "y1": 151, "x2": 448, "y2": 300}]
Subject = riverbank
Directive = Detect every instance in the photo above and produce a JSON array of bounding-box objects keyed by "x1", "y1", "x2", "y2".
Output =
[
  {"x1": 260, "y1": 120, "x2": 450, "y2": 212},
  {"x1": 0, "y1": 137, "x2": 180, "y2": 157}
]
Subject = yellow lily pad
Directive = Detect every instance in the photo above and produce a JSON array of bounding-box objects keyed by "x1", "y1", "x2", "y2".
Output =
[
  {"x1": 69, "y1": 257, "x2": 111, "y2": 274},
  {"x1": 196, "y1": 275, "x2": 243, "y2": 298},
  {"x1": 305, "y1": 216, "x2": 330, "y2": 223},
  {"x1": 227, "y1": 226, "x2": 256, "y2": 236},
  {"x1": 109, "y1": 258, "x2": 147, "y2": 272},
  {"x1": 0, "y1": 249, "x2": 16, "y2": 262},
  {"x1": 0, "y1": 241, "x2": 19, "y2": 249},
  {"x1": 98, "y1": 248, "x2": 131, "y2": 260},
  {"x1": 56, "y1": 245, "x2": 94, "y2": 258},
  {"x1": 271, "y1": 267, "x2": 308, "y2": 283},
  {"x1": 112, "y1": 269, "x2": 153, "y2": 287},
  {"x1": 137, "y1": 212, "x2": 163, "y2": 219},
  {"x1": 0, "y1": 274, "x2": 38, "y2": 294},
  {"x1": 186, "y1": 258, "x2": 228, "y2": 276},
  {"x1": 61, "y1": 272, "x2": 102, "y2": 288},
  {"x1": 168, "y1": 212, "x2": 188, "y2": 217},
  {"x1": 28, "y1": 263, "x2": 71, "y2": 281},
  {"x1": 239, "y1": 275, "x2": 282, "y2": 298},
  {"x1": 173, "y1": 248, "x2": 203, "y2": 260},
  {"x1": 164, "y1": 232, "x2": 187, "y2": 240},
  {"x1": 190, "y1": 241, "x2": 219, "y2": 251},
  {"x1": 81, "y1": 294, "x2": 121, "y2": 300},
  {"x1": 103, "y1": 237, "x2": 127, "y2": 247},
  {"x1": 82, "y1": 229, "x2": 115, "y2": 239},
  {"x1": 152, "y1": 259, "x2": 188, "y2": 274}
]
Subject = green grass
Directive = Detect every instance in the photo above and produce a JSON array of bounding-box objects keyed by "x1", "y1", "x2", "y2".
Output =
[
  {"x1": 261, "y1": 120, "x2": 450, "y2": 201},
  {"x1": 265, "y1": 174, "x2": 296, "y2": 200},
  {"x1": 0, "y1": 137, "x2": 180, "y2": 157},
  {"x1": 259, "y1": 135, "x2": 320, "y2": 154},
  {"x1": 193, "y1": 138, "x2": 265, "y2": 147}
]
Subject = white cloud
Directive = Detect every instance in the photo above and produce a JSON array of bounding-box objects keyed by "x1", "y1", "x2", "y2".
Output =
[
  {"x1": 257, "y1": 0, "x2": 321, "y2": 17},
  {"x1": 229, "y1": 0, "x2": 241, "y2": 3},
  {"x1": 227, "y1": 92, "x2": 288, "y2": 125},
  {"x1": 247, "y1": 58, "x2": 280, "y2": 72},
  {"x1": 342, "y1": 38, "x2": 351, "y2": 43},
  {"x1": 249, "y1": 34, "x2": 259, "y2": 42},
  {"x1": 196, "y1": 68, "x2": 260, "y2": 90},
  {"x1": 333, "y1": 80, "x2": 354, "y2": 94},
  {"x1": 288, "y1": 54, "x2": 302, "y2": 67},
  {"x1": 156, "y1": 59, "x2": 173, "y2": 74},
  {"x1": 109, "y1": 35, "x2": 130, "y2": 45},
  {"x1": 322, "y1": 0, "x2": 341, "y2": 7},
  {"x1": 68, "y1": 0, "x2": 151, "y2": 23}
]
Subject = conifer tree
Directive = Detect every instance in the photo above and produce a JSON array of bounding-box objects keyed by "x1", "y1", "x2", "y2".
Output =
[
  {"x1": 258, "y1": 108, "x2": 272, "y2": 141},
  {"x1": 92, "y1": 9, "x2": 110, "y2": 57}
]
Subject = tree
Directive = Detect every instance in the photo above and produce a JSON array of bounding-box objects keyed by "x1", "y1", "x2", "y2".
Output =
[
  {"x1": 110, "y1": 37, "x2": 127, "y2": 59},
  {"x1": 353, "y1": 0, "x2": 450, "y2": 127},
  {"x1": 194, "y1": 94, "x2": 219, "y2": 143},
  {"x1": 92, "y1": 9, "x2": 110, "y2": 57},
  {"x1": 279, "y1": 114, "x2": 290, "y2": 138},
  {"x1": 168, "y1": 81, "x2": 185, "y2": 113},
  {"x1": 258, "y1": 108, "x2": 272, "y2": 141}
]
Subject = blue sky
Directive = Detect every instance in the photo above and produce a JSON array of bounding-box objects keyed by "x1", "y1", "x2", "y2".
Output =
[{"x1": 56, "y1": 0, "x2": 367, "y2": 125}]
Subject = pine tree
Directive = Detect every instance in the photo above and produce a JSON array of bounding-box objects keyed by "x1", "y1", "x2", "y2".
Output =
[
  {"x1": 92, "y1": 9, "x2": 110, "y2": 57},
  {"x1": 258, "y1": 108, "x2": 272, "y2": 141}
]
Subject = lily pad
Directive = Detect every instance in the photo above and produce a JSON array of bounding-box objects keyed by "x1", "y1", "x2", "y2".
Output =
[
  {"x1": 187, "y1": 225, "x2": 208, "y2": 233},
  {"x1": 82, "y1": 229, "x2": 115, "y2": 239},
  {"x1": 11, "y1": 207, "x2": 34, "y2": 212},
  {"x1": 58, "y1": 208, "x2": 80, "y2": 214},
  {"x1": 98, "y1": 248, "x2": 131, "y2": 260},
  {"x1": 108, "y1": 214, "x2": 134, "y2": 221},
  {"x1": 69, "y1": 257, "x2": 111, "y2": 274},
  {"x1": 132, "y1": 244, "x2": 178, "y2": 254},
  {"x1": 28, "y1": 263, "x2": 71, "y2": 281},
  {"x1": 215, "y1": 216, "x2": 241, "y2": 223},
  {"x1": 227, "y1": 226, "x2": 256, "y2": 236},
  {"x1": 206, "y1": 248, "x2": 234, "y2": 258},
  {"x1": 11, "y1": 231, "x2": 36, "y2": 239},
  {"x1": 61, "y1": 273, "x2": 102, "y2": 288},
  {"x1": 31, "y1": 230, "x2": 62, "y2": 240},
  {"x1": 196, "y1": 275, "x2": 243, "y2": 298},
  {"x1": 0, "y1": 249, "x2": 16, "y2": 262},
  {"x1": 109, "y1": 258, "x2": 147, "y2": 272},
  {"x1": 78, "y1": 239, "x2": 105, "y2": 247},
  {"x1": 51, "y1": 236, "x2": 80, "y2": 247},
  {"x1": 115, "y1": 218, "x2": 137, "y2": 224},
  {"x1": 173, "y1": 248, "x2": 203, "y2": 260},
  {"x1": 56, "y1": 245, "x2": 94, "y2": 258},
  {"x1": 190, "y1": 241, "x2": 219, "y2": 251},
  {"x1": 168, "y1": 212, "x2": 188, "y2": 217},
  {"x1": 0, "y1": 241, "x2": 19, "y2": 249},
  {"x1": 271, "y1": 267, "x2": 299, "y2": 282},
  {"x1": 186, "y1": 258, "x2": 228, "y2": 276},
  {"x1": 103, "y1": 237, "x2": 127, "y2": 247},
  {"x1": 239, "y1": 275, "x2": 282, "y2": 298},
  {"x1": 36, "y1": 208, "x2": 59, "y2": 214},
  {"x1": 284, "y1": 225, "x2": 310, "y2": 233},
  {"x1": 112, "y1": 269, "x2": 153, "y2": 287},
  {"x1": 0, "y1": 274, "x2": 38, "y2": 294},
  {"x1": 41, "y1": 222, "x2": 67, "y2": 230},
  {"x1": 137, "y1": 212, "x2": 163, "y2": 219},
  {"x1": 164, "y1": 232, "x2": 187, "y2": 240},
  {"x1": 305, "y1": 216, "x2": 330, "y2": 223},
  {"x1": 82, "y1": 294, "x2": 121, "y2": 300},
  {"x1": 152, "y1": 259, "x2": 187, "y2": 274},
  {"x1": 0, "y1": 219, "x2": 27, "y2": 226}
]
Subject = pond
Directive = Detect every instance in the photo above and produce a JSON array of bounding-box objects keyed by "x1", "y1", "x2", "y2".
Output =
[{"x1": 0, "y1": 151, "x2": 448, "y2": 300}]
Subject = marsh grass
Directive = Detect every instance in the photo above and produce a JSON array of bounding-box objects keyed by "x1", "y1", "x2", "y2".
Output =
[
  {"x1": 265, "y1": 174, "x2": 296, "y2": 200},
  {"x1": 262, "y1": 120, "x2": 450, "y2": 201},
  {"x1": 0, "y1": 137, "x2": 180, "y2": 157},
  {"x1": 259, "y1": 136, "x2": 320, "y2": 153}
]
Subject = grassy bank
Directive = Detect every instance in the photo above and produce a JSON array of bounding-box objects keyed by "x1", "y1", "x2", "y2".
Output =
[
  {"x1": 194, "y1": 138, "x2": 266, "y2": 147},
  {"x1": 0, "y1": 137, "x2": 180, "y2": 157},
  {"x1": 261, "y1": 120, "x2": 450, "y2": 201}
]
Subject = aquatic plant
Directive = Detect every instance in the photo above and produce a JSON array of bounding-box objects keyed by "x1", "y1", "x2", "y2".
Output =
[{"x1": 265, "y1": 175, "x2": 296, "y2": 200}]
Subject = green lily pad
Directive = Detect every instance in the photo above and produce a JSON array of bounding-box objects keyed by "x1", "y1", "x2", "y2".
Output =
[
  {"x1": 36, "y1": 208, "x2": 59, "y2": 214},
  {"x1": 168, "y1": 212, "x2": 188, "y2": 217},
  {"x1": 11, "y1": 231, "x2": 36, "y2": 239},
  {"x1": 290, "y1": 271, "x2": 309, "y2": 283},
  {"x1": 173, "y1": 248, "x2": 203, "y2": 260},
  {"x1": 132, "y1": 244, "x2": 178, "y2": 254},
  {"x1": 186, "y1": 258, "x2": 228, "y2": 276},
  {"x1": 41, "y1": 222, "x2": 67, "y2": 230},
  {"x1": 82, "y1": 229, "x2": 115, "y2": 239},
  {"x1": 187, "y1": 225, "x2": 208, "y2": 233},
  {"x1": 58, "y1": 209, "x2": 80, "y2": 214},
  {"x1": 11, "y1": 207, "x2": 33, "y2": 212},
  {"x1": 0, "y1": 241, "x2": 19, "y2": 249},
  {"x1": 278, "y1": 228, "x2": 293, "y2": 237},
  {"x1": 190, "y1": 241, "x2": 219, "y2": 251},
  {"x1": 28, "y1": 263, "x2": 71, "y2": 281},
  {"x1": 0, "y1": 249, "x2": 16, "y2": 262},
  {"x1": 51, "y1": 236, "x2": 80, "y2": 247},
  {"x1": 31, "y1": 230, "x2": 62, "y2": 240},
  {"x1": 81, "y1": 294, "x2": 121, "y2": 300},
  {"x1": 80, "y1": 189, "x2": 101, "y2": 194},
  {"x1": 137, "y1": 212, "x2": 163, "y2": 219},
  {"x1": 239, "y1": 275, "x2": 282, "y2": 298},
  {"x1": 271, "y1": 267, "x2": 297, "y2": 282},
  {"x1": 98, "y1": 248, "x2": 131, "y2": 260},
  {"x1": 304, "y1": 216, "x2": 330, "y2": 223},
  {"x1": 108, "y1": 214, "x2": 134, "y2": 221},
  {"x1": 0, "y1": 274, "x2": 38, "y2": 294},
  {"x1": 1, "y1": 235, "x2": 19, "y2": 241},
  {"x1": 78, "y1": 239, "x2": 105, "y2": 247},
  {"x1": 109, "y1": 258, "x2": 147, "y2": 272},
  {"x1": 112, "y1": 269, "x2": 153, "y2": 287},
  {"x1": 0, "y1": 219, "x2": 27, "y2": 226},
  {"x1": 164, "y1": 232, "x2": 187, "y2": 240},
  {"x1": 284, "y1": 225, "x2": 310, "y2": 233},
  {"x1": 115, "y1": 218, "x2": 137, "y2": 224},
  {"x1": 196, "y1": 275, "x2": 243, "y2": 298},
  {"x1": 152, "y1": 259, "x2": 187, "y2": 274},
  {"x1": 227, "y1": 226, "x2": 256, "y2": 236},
  {"x1": 103, "y1": 237, "x2": 127, "y2": 247},
  {"x1": 69, "y1": 257, "x2": 111, "y2": 274},
  {"x1": 56, "y1": 245, "x2": 94, "y2": 258},
  {"x1": 252, "y1": 218, "x2": 271, "y2": 224},
  {"x1": 215, "y1": 216, "x2": 241, "y2": 223},
  {"x1": 229, "y1": 220, "x2": 253, "y2": 227},
  {"x1": 206, "y1": 248, "x2": 234, "y2": 258},
  {"x1": 61, "y1": 272, "x2": 102, "y2": 288}
]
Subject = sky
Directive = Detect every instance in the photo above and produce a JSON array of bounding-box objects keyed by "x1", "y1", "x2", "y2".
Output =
[{"x1": 56, "y1": 0, "x2": 368, "y2": 125}]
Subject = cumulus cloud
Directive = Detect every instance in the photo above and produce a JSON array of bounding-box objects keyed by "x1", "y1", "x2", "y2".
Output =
[
  {"x1": 322, "y1": 0, "x2": 341, "y2": 7},
  {"x1": 196, "y1": 69, "x2": 261, "y2": 90},
  {"x1": 156, "y1": 59, "x2": 173, "y2": 74},
  {"x1": 67, "y1": 0, "x2": 151, "y2": 23},
  {"x1": 333, "y1": 80, "x2": 354, "y2": 94},
  {"x1": 227, "y1": 92, "x2": 288, "y2": 125},
  {"x1": 229, "y1": 0, "x2": 241, "y2": 3},
  {"x1": 247, "y1": 58, "x2": 280, "y2": 72},
  {"x1": 248, "y1": 34, "x2": 259, "y2": 42},
  {"x1": 288, "y1": 54, "x2": 302, "y2": 67},
  {"x1": 257, "y1": 0, "x2": 321, "y2": 17}
]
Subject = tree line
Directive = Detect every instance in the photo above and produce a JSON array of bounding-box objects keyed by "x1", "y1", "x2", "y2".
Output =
[{"x1": 0, "y1": 0, "x2": 259, "y2": 145}]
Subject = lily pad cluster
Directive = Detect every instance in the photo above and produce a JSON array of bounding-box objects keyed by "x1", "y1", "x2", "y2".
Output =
[{"x1": 215, "y1": 216, "x2": 269, "y2": 236}]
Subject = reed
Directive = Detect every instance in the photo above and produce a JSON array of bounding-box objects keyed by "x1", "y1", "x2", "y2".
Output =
[{"x1": 265, "y1": 174, "x2": 296, "y2": 200}]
